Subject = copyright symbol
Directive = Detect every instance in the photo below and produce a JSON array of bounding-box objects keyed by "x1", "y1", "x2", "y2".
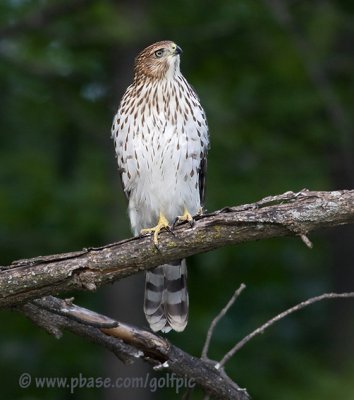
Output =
[{"x1": 19, "y1": 372, "x2": 31, "y2": 388}]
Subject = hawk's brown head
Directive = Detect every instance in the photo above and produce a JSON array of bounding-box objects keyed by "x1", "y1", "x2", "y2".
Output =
[{"x1": 134, "y1": 40, "x2": 182, "y2": 81}]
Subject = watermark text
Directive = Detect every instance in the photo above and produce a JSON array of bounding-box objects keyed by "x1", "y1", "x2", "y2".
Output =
[{"x1": 18, "y1": 372, "x2": 195, "y2": 394}]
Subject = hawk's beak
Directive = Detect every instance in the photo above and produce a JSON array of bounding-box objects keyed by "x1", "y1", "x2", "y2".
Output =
[{"x1": 174, "y1": 45, "x2": 182, "y2": 55}]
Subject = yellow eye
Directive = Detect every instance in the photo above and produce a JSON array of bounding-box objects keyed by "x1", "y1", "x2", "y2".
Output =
[{"x1": 154, "y1": 49, "x2": 164, "y2": 58}]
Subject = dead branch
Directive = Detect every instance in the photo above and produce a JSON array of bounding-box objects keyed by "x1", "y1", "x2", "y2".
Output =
[
  {"x1": 19, "y1": 296, "x2": 250, "y2": 400},
  {"x1": 1, "y1": 189, "x2": 354, "y2": 308},
  {"x1": 18, "y1": 290, "x2": 354, "y2": 399},
  {"x1": 199, "y1": 289, "x2": 354, "y2": 400}
]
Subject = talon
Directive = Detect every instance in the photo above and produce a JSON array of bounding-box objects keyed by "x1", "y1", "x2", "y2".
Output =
[
  {"x1": 172, "y1": 217, "x2": 179, "y2": 229},
  {"x1": 197, "y1": 207, "x2": 204, "y2": 216},
  {"x1": 140, "y1": 213, "x2": 170, "y2": 246},
  {"x1": 173, "y1": 208, "x2": 194, "y2": 228},
  {"x1": 166, "y1": 225, "x2": 176, "y2": 236}
]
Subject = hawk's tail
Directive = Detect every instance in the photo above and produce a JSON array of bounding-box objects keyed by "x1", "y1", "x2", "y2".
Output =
[{"x1": 144, "y1": 260, "x2": 188, "y2": 333}]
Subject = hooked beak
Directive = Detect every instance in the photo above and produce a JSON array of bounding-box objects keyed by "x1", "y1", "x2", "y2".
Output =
[{"x1": 174, "y1": 45, "x2": 183, "y2": 55}]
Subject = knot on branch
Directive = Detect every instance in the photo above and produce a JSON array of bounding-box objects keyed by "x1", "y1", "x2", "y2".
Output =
[{"x1": 73, "y1": 269, "x2": 98, "y2": 291}]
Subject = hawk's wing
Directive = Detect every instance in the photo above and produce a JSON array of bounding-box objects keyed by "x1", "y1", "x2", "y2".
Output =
[
  {"x1": 118, "y1": 166, "x2": 130, "y2": 202},
  {"x1": 111, "y1": 117, "x2": 131, "y2": 202},
  {"x1": 111, "y1": 93, "x2": 136, "y2": 203},
  {"x1": 198, "y1": 156, "x2": 207, "y2": 208}
]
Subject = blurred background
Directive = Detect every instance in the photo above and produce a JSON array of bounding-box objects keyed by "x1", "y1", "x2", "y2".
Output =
[{"x1": 0, "y1": 0, "x2": 353, "y2": 399}]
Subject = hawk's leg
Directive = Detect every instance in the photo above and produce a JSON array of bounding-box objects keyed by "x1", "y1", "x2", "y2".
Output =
[
  {"x1": 140, "y1": 212, "x2": 170, "y2": 246},
  {"x1": 173, "y1": 207, "x2": 194, "y2": 228}
]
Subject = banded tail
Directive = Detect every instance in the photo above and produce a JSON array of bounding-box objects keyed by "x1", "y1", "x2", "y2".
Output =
[{"x1": 144, "y1": 260, "x2": 188, "y2": 333}]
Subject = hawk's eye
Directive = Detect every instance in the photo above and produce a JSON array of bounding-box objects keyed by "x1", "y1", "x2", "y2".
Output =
[{"x1": 154, "y1": 49, "x2": 164, "y2": 58}]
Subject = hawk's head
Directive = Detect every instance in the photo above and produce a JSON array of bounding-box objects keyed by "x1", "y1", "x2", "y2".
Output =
[{"x1": 134, "y1": 40, "x2": 182, "y2": 80}]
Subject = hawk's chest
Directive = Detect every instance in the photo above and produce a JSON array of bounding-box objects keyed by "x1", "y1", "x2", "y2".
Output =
[
  {"x1": 113, "y1": 78, "x2": 207, "y2": 197},
  {"x1": 128, "y1": 82, "x2": 195, "y2": 162}
]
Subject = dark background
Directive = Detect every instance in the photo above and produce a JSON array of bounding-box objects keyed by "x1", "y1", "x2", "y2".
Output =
[{"x1": 0, "y1": 0, "x2": 353, "y2": 399}]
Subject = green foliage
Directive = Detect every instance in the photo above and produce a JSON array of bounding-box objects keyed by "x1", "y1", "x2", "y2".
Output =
[{"x1": 0, "y1": 0, "x2": 353, "y2": 399}]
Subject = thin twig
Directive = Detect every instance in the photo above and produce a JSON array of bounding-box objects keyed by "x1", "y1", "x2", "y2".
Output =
[
  {"x1": 201, "y1": 284, "x2": 246, "y2": 359},
  {"x1": 219, "y1": 292, "x2": 354, "y2": 367},
  {"x1": 299, "y1": 234, "x2": 313, "y2": 249}
]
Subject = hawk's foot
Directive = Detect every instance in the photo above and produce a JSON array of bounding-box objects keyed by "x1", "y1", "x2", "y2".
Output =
[
  {"x1": 196, "y1": 207, "x2": 204, "y2": 216},
  {"x1": 140, "y1": 213, "x2": 170, "y2": 246},
  {"x1": 173, "y1": 208, "x2": 194, "y2": 228}
]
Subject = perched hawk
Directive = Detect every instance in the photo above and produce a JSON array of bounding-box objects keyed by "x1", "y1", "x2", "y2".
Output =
[{"x1": 111, "y1": 40, "x2": 209, "y2": 332}]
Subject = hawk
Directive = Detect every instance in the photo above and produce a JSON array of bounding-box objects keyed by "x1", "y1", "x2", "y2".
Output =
[{"x1": 111, "y1": 40, "x2": 209, "y2": 332}]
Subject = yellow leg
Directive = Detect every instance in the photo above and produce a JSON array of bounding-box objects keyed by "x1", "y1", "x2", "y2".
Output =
[
  {"x1": 140, "y1": 212, "x2": 170, "y2": 246},
  {"x1": 173, "y1": 207, "x2": 194, "y2": 227}
]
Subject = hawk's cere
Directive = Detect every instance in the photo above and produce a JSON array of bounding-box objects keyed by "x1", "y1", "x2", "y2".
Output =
[{"x1": 111, "y1": 40, "x2": 209, "y2": 333}]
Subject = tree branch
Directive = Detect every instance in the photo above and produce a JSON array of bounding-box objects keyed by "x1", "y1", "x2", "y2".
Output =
[
  {"x1": 19, "y1": 296, "x2": 250, "y2": 400},
  {"x1": 1, "y1": 189, "x2": 354, "y2": 308},
  {"x1": 18, "y1": 290, "x2": 354, "y2": 399}
]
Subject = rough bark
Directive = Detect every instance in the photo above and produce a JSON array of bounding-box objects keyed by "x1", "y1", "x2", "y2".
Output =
[
  {"x1": 20, "y1": 296, "x2": 249, "y2": 400},
  {"x1": 18, "y1": 292, "x2": 354, "y2": 400},
  {"x1": 1, "y1": 190, "x2": 354, "y2": 308},
  {"x1": 2, "y1": 189, "x2": 354, "y2": 399}
]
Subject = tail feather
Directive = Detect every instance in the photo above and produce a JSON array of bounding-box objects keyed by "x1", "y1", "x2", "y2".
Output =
[{"x1": 144, "y1": 260, "x2": 188, "y2": 333}]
